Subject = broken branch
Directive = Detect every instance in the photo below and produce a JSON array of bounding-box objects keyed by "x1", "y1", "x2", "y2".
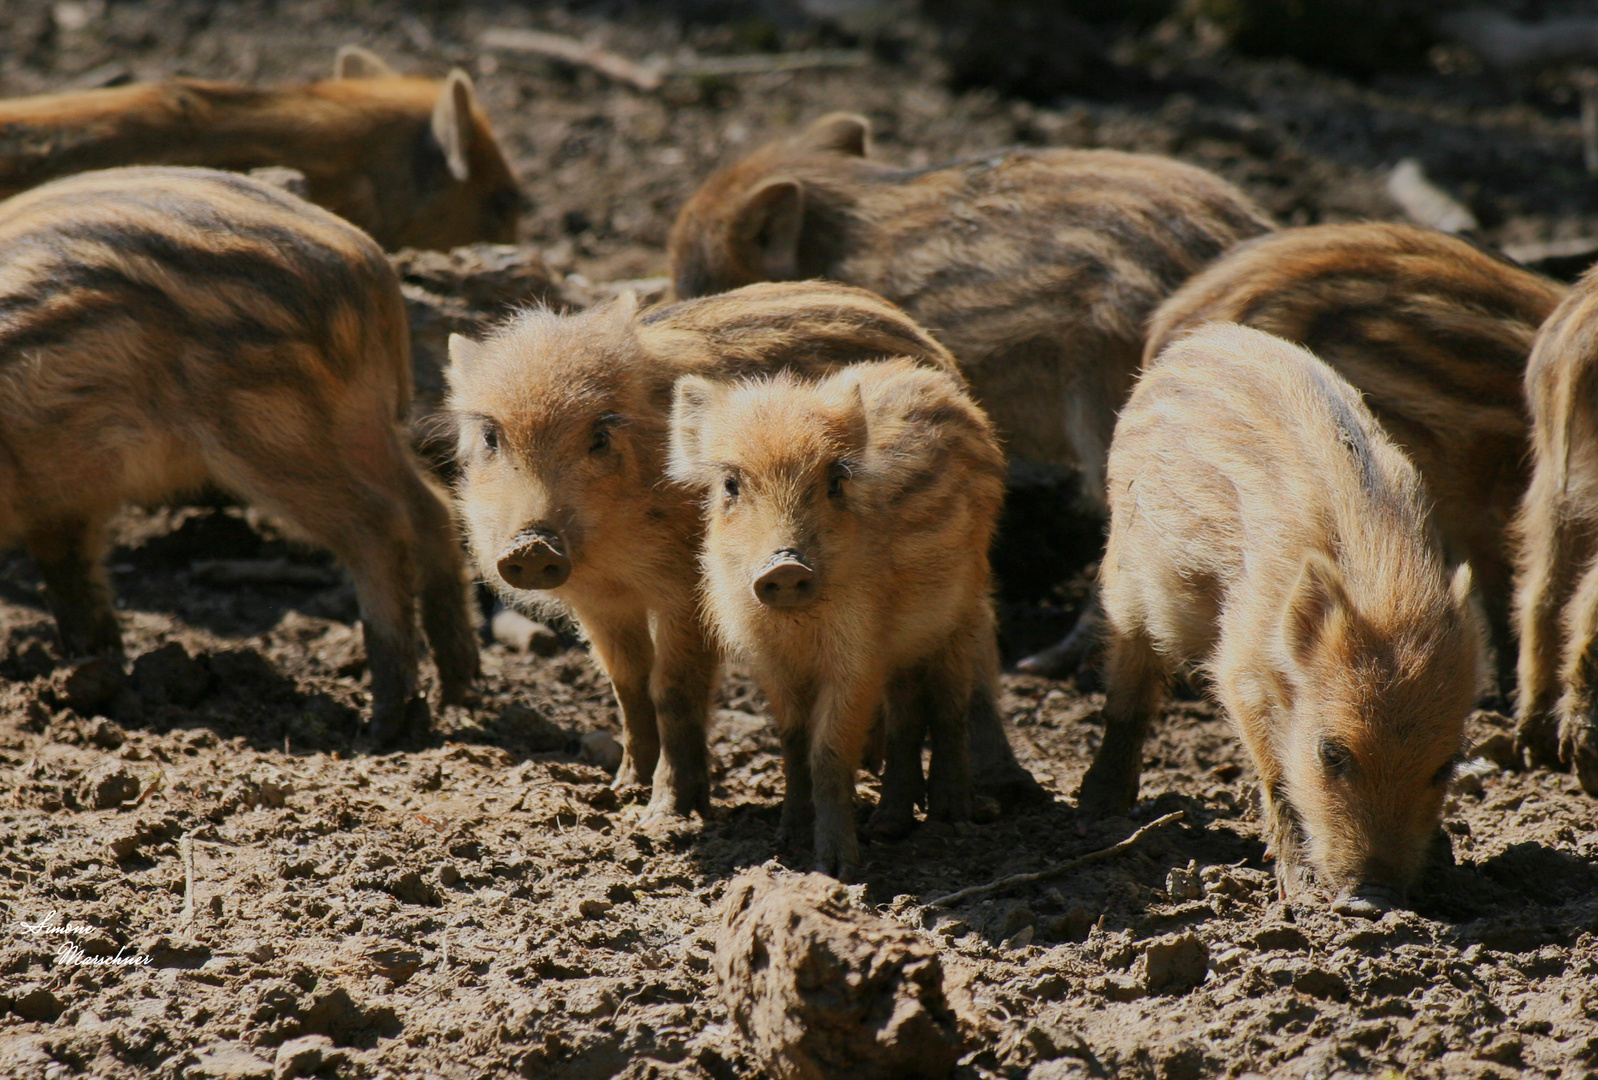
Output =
[{"x1": 927, "y1": 810, "x2": 1185, "y2": 908}]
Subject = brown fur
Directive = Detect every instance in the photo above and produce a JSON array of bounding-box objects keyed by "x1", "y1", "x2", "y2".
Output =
[
  {"x1": 1512, "y1": 266, "x2": 1598, "y2": 790},
  {"x1": 1082, "y1": 322, "x2": 1483, "y2": 912},
  {"x1": 1146, "y1": 222, "x2": 1566, "y2": 689},
  {"x1": 0, "y1": 48, "x2": 520, "y2": 251},
  {"x1": 446, "y1": 282, "x2": 989, "y2": 823},
  {"x1": 0, "y1": 166, "x2": 479, "y2": 743},
  {"x1": 666, "y1": 112, "x2": 1274, "y2": 496},
  {"x1": 668, "y1": 360, "x2": 1005, "y2": 877}
]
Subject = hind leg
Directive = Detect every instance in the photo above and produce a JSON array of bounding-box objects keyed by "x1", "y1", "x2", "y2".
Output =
[
  {"x1": 867, "y1": 669, "x2": 924, "y2": 840},
  {"x1": 969, "y1": 626, "x2": 1048, "y2": 806},
  {"x1": 1515, "y1": 494, "x2": 1596, "y2": 767},
  {"x1": 399, "y1": 465, "x2": 479, "y2": 705},
  {"x1": 1077, "y1": 626, "x2": 1165, "y2": 817},
  {"x1": 1555, "y1": 556, "x2": 1598, "y2": 795},
  {"x1": 26, "y1": 516, "x2": 122, "y2": 659}
]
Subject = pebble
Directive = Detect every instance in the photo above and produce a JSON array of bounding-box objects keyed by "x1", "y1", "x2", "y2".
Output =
[
  {"x1": 491, "y1": 609, "x2": 561, "y2": 655},
  {"x1": 579, "y1": 730, "x2": 623, "y2": 773},
  {"x1": 1140, "y1": 933, "x2": 1209, "y2": 994},
  {"x1": 273, "y1": 1034, "x2": 335, "y2": 1080}
]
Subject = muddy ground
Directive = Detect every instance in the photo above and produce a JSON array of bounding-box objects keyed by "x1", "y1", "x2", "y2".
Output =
[{"x1": 2, "y1": 2, "x2": 1598, "y2": 1078}]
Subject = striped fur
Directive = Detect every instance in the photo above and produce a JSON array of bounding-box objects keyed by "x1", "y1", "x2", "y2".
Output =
[
  {"x1": 667, "y1": 112, "x2": 1275, "y2": 496},
  {"x1": 1085, "y1": 323, "x2": 1483, "y2": 911},
  {"x1": 446, "y1": 282, "x2": 1006, "y2": 823},
  {"x1": 0, "y1": 54, "x2": 519, "y2": 251},
  {"x1": 0, "y1": 166, "x2": 479, "y2": 742},
  {"x1": 1146, "y1": 221, "x2": 1566, "y2": 687},
  {"x1": 1512, "y1": 268, "x2": 1598, "y2": 790},
  {"x1": 667, "y1": 359, "x2": 1006, "y2": 877}
]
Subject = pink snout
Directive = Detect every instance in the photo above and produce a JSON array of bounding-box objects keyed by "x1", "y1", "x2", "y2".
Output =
[{"x1": 753, "y1": 552, "x2": 816, "y2": 610}]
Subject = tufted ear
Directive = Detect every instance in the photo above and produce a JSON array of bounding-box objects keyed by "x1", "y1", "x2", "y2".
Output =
[
  {"x1": 334, "y1": 44, "x2": 396, "y2": 79},
  {"x1": 1282, "y1": 553, "x2": 1350, "y2": 667},
  {"x1": 667, "y1": 376, "x2": 724, "y2": 487},
  {"x1": 430, "y1": 69, "x2": 479, "y2": 182},
  {"x1": 1448, "y1": 562, "x2": 1474, "y2": 611},
  {"x1": 795, "y1": 112, "x2": 871, "y2": 157},
  {"x1": 734, "y1": 178, "x2": 804, "y2": 281}
]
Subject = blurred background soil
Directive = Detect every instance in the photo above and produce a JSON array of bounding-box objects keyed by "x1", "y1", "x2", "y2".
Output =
[{"x1": 0, "y1": 2, "x2": 1596, "y2": 1078}]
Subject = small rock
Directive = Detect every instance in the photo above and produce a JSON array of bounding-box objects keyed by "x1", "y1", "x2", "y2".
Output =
[
  {"x1": 1140, "y1": 933, "x2": 1208, "y2": 994},
  {"x1": 716, "y1": 868, "x2": 965, "y2": 1080},
  {"x1": 77, "y1": 761, "x2": 140, "y2": 810},
  {"x1": 580, "y1": 730, "x2": 623, "y2": 773},
  {"x1": 89, "y1": 719, "x2": 125, "y2": 749},
  {"x1": 1093, "y1": 973, "x2": 1144, "y2": 1001},
  {"x1": 579, "y1": 898, "x2": 613, "y2": 919},
  {"x1": 1251, "y1": 924, "x2": 1311, "y2": 952},
  {"x1": 1166, "y1": 862, "x2": 1203, "y2": 901},
  {"x1": 1471, "y1": 731, "x2": 1518, "y2": 771},
  {"x1": 492, "y1": 609, "x2": 561, "y2": 655},
  {"x1": 188, "y1": 1041, "x2": 274, "y2": 1080},
  {"x1": 438, "y1": 864, "x2": 461, "y2": 887},
  {"x1": 500, "y1": 702, "x2": 569, "y2": 753},
  {"x1": 1004, "y1": 924, "x2": 1035, "y2": 949},
  {"x1": 11, "y1": 983, "x2": 62, "y2": 1022},
  {"x1": 273, "y1": 1034, "x2": 334, "y2": 1080}
]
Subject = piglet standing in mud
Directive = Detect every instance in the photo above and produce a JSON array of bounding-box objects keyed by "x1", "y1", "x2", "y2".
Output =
[
  {"x1": 0, "y1": 166, "x2": 480, "y2": 744},
  {"x1": 1079, "y1": 323, "x2": 1484, "y2": 916},
  {"x1": 446, "y1": 281, "x2": 1035, "y2": 824},
  {"x1": 668, "y1": 359, "x2": 1006, "y2": 878},
  {"x1": 1513, "y1": 269, "x2": 1598, "y2": 794}
]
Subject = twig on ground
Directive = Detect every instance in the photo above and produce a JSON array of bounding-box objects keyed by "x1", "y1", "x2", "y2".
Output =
[
  {"x1": 480, "y1": 27, "x2": 869, "y2": 91},
  {"x1": 179, "y1": 835, "x2": 196, "y2": 928},
  {"x1": 927, "y1": 810, "x2": 1185, "y2": 908}
]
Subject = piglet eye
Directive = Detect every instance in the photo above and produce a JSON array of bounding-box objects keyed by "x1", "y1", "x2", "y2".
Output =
[
  {"x1": 590, "y1": 427, "x2": 610, "y2": 455},
  {"x1": 724, "y1": 475, "x2": 740, "y2": 499},
  {"x1": 481, "y1": 422, "x2": 500, "y2": 453},
  {"x1": 1318, "y1": 738, "x2": 1352, "y2": 777},
  {"x1": 828, "y1": 464, "x2": 849, "y2": 498}
]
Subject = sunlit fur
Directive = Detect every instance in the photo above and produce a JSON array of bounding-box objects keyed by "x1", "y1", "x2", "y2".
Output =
[
  {"x1": 1147, "y1": 222, "x2": 1565, "y2": 688},
  {"x1": 444, "y1": 281, "x2": 966, "y2": 823},
  {"x1": 666, "y1": 111, "x2": 1273, "y2": 499},
  {"x1": 1083, "y1": 322, "x2": 1484, "y2": 907},
  {"x1": 1512, "y1": 264, "x2": 1598, "y2": 789},
  {"x1": 0, "y1": 166, "x2": 479, "y2": 739},
  {"x1": 0, "y1": 57, "x2": 519, "y2": 251},
  {"x1": 668, "y1": 360, "x2": 1005, "y2": 878}
]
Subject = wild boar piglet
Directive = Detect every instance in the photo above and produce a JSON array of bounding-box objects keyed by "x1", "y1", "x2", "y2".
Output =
[
  {"x1": 0, "y1": 166, "x2": 480, "y2": 744},
  {"x1": 446, "y1": 281, "x2": 1030, "y2": 823},
  {"x1": 1081, "y1": 322, "x2": 1484, "y2": 916},
  {"x1": 668, "y1": 359, "x2": 1006, "y2": 878},
  {"x1": 1513, "y1": 267, "x2": 1598, "y2": 793},
  {"x1": 1147, "y1": 221, "x2": 1565, "y2": 693}
]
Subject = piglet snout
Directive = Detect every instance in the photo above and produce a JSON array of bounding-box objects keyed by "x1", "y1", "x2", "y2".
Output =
[
  {"x1": 753, "y1": 551, "x2": 816, "y2": 609},
  {"x1": 498, "y1": 529, "x2": 571, "y2": 591}
]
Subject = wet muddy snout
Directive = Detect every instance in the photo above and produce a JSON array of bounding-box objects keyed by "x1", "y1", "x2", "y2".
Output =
[
  {"x1": 1331, "y1": 877, "x2": 1407, "y2": 920},
  {"x1": 498, "y1": 527, "x2": 571, "y2": 591},
  {"x1": 753, "y1": 550, "x2": 816, "y2": 609}
]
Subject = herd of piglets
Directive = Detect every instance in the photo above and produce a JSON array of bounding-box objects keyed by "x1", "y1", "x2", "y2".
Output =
[{"x1": 3, "y1": 53, "x2": 1598, "y2": 914}]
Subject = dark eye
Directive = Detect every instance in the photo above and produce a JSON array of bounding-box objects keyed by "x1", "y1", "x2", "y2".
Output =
[
  {"x1": 589, "y1": 427, "x2": 610, "y2": 455},
  {"x1": 723, "y1": 475, "x2": 740, "y2": 499},
  {"x1": 1318, "y1": 738, "x2": 1352, "y2": 778},
  {"x1": 828, "y1": 464, "x2": 849, "y2": 499},
  {"x1": 481, "y1": 422, "x2": 499, "y2": 453}
]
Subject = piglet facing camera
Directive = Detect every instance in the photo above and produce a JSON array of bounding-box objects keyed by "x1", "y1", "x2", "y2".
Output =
[{"x1": 669, "y1": 359, "x2": 1006, "y2": 879}]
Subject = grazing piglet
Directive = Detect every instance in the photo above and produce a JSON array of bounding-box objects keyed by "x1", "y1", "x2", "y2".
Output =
[
  {"x1": 1513, "y1": 269, "x2": 1598, "y2": 791},
  {"x1": 1081, "y1": 322, "x2": 1484, "y2": 916},
  {"x1": 668, "y1": 360, "x2": 1006, "y2": 878},
  {"x1": 447, "y1": 282, "x2": 1016, "y2": 822},
  {"x1": 1146, "y1": 222, "x2": 1565, "y2": 691},
  {"x1": 0, "y1": 167, "x2": 480, "y2": 743},
  {"x1": 0, "y1": 46, "x2": 520, "y2": 251},
  {"x1": 667, "y1": 112, "x2": 1274, "y2": 499}
]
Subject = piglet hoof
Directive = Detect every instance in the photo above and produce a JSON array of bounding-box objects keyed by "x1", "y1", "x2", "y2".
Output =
[
  {"x1": 612, "y1": 753, "x2": 651, "y2": 790},
  {"x1": 1560, "y1": 716, "x2": 1598, "y2": 796},
  {"x1": 814, "y1": 831, "x2": 862, "y2": 883},
  {"x1": 1075, "y1": 765, "x2": 1136, "y2": 820},
  {"x1": 369, "y1": 696, "x2": 431, "y2": 750},
  {"x1": 864, "y1": 806, "x2": 916, "y2": 842},
  {"x1": 973, "y1": 760, "x2": 1051, "y2": 809},
  {"x1": 1515, "y1": 710, "x2": 1562, "y2": 770},
  {"x1": 971, "y1": 794, "x2": 1001, "y2": 824}
]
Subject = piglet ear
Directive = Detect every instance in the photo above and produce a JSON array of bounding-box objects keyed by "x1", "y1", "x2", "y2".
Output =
[
  {"x1": 447, "y1": 333, "x2": 481, "y2": 369},
  {"x1": 667, "y1": 376, "x2": 722, "y2": 485},
  {"x1": 430, "y1": 69, "x2": 479, "y2": 183},
  {"x1": 1282, "y1": 553, "x2": 1349, "y2": 666},
  {"x1": 1448, "y1": 562, "x2": 1475, "y2": 611},
  {"x1": 736, "y1": 178, "x2": 804, "y2": 281},
  {"x1": 795, "y1": 112, "x2": 871, "y2": 157},
  {"x1": 334, "y1": 45, "x2": 396, "y2": 79}
]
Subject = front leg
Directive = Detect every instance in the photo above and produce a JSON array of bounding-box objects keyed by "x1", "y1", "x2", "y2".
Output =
[
  {"x1": 584, "y1": 620, "x2": 658, "y2": 790},
  {"x1": 645, "y1": 613, "x2": 719, "y2": 820},
  {"x1": 773, "y1": 688, "x2": 816, "y2": 850},
  {"x1": 810, "y1": 670, "x2": 885, "y2": 881},
  {"x1": 26, "y1": 517, "x2": 122, "y2": 659},
  {"x1": 867, "y1": 670, "x2": 923, "y2": 841}
]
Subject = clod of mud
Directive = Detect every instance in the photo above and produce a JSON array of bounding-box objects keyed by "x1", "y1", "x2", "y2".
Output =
[{"x1": 715, "y1": 867, "x2": 966, "y2": 1080}]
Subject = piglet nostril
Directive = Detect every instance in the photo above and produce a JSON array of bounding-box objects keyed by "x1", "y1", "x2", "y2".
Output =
[{"x1": 753, "y1": 558, "x2": 816, "y2": 609}]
